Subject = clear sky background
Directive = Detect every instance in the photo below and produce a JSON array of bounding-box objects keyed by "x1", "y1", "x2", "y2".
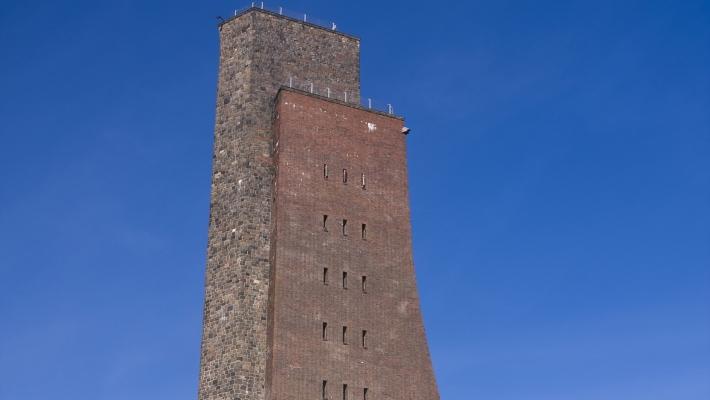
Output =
[{"x1": 1, "y1": 1, "x2": 708, "y2": 399}]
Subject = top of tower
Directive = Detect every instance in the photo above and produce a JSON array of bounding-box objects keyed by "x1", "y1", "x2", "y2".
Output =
[
  {"x1": 218, "y1": 4, "x2": 359, "y2": 41},
  {"x1": 276, "y1": 86, "x2": 404, "y2": 121}
]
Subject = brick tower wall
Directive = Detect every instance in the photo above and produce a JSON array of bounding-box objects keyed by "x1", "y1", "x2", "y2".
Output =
[
  {"x1": 268, "y1": 89, "x2": 440, "y2": 400},
  {"x1": 199, "y1": 9, "x2": 360, "y2": 400}
]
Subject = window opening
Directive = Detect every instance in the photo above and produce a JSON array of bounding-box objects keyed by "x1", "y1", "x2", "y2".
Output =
[
  {"x1": 361, "y1": 173, "x2": 366, "y2": 189},
  {"x1": 323, "y1": 215, "x2": 328, "y2": 231},
  {"x1": 342, "y1": 219, "x2": 347, "y2": 236},
  {"x1": 343, "y1": 384, "x2": 348, "y2": 400},
  {"x1": 342, "y1": 326, "x2": 348, "y2": 345},
  {"x1": 363, "y1": 388, "x2": 368, "y2": 400},
  {"x1": 361, "y1": 223, "x2": 367, "y2": 240},
  {"x1": 324, "y1": 164, "x2": 329, "y2": 179},
  {"x1": 362, "y1": 330, "x2": 368, "y2": 348},
  {"x1": 322, "y1": 381, "x2": 327, "y2": 400},
  {"x1": 343, "y1": 169, "x2": 348, "y2": 184},
  {"x1": 323, "y1": 268, "x2": 329, "y2": 285},
  {"x1": 361, "y1": 276, "x2": 367, "y2": 293},
  {"x1": 322, "y1": 322, "x2": 328, "y2": 341},
  {"x1": 342, "y1": 271, "x2": 348, "y2": 289}
]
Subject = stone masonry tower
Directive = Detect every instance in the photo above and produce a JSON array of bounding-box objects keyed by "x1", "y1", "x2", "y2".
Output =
[{"x1": 198, "y1": 6, "x2": 439, "y2": 400}]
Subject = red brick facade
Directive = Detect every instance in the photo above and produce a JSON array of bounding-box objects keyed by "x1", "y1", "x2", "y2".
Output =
[{"x1": 267, "y1": 89, "x2": 439, "y2": 400}]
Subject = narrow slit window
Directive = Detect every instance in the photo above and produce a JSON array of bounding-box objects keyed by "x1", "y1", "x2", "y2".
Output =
[
  {"x1": 343, "y1": 169, "x2": 348, "y2": 184},
  {"x1": 322, "y1": 380, "x2": 327, "y2": 400},
  {"x1": 361, "y1": 173, "x2": 366, "y2": 189},
  {"x1": 342, "y1": 219, "x2": 347, "y2": 236},
  {"x1": 363, "y1": 388, "x2": 368, "y2": 400},
  {"x1": 361, "y1": 276, "x2": 367, "y2": 293},
  {"x1": 343, "y1": 384, "x2": 348, "y2": 400},
  {"x1": 324, "y1": 164, "x2": 329, "y2": 179},
  {"x1": 322, "y1": 322, "x2": 328, "y2": 341},
  {"x1": 323, "y1": 215, "x2": 328, "y2": 231},
  {"x1": 342, "y1": 271, "x2": 348, "y2": 289},
  {"x1": 342, "y1": 326, "x2": 348, "y2": 345},
  {"x1": 362, "y1": 330, "x2": 368, "y2": 348},
  {"x1": 323, "y1": 268, "x2": 329, "y2": 285},
  {"x1": 361, "y1": 223, "x2": 367, "y2": 240}
]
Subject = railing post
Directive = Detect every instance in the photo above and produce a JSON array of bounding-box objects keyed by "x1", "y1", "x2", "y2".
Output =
[
  {"x1": 310, "y1": 82, "x2": 314, "y2": 93},
  {"x1": 304, "y1": 13, "x2": 307, "y2": 22},
  {"x1": 344, "y1": 91, "x2": 348, "y2": 102},
  {"x1": 368, "y1": 98, "x2": 372, "y2": 109},
  {"x1": 289, "y1": 77, "x2": 293, "y2": 88},
  {"x1": 279, "y1": 6, "x2": 283, "y2": 15},
  {"x1": 327, "y1": 88, "x2": 331, "y2": 98},
  {"x1": 260, "y1": 2, "x2": 264, "y2": 9},
  {"x1": 387, "y1": 104, "x2": 393, "y2": 114}
]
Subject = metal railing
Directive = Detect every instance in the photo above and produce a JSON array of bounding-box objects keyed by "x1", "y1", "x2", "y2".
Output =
[
  {"x1": 229, "y1": 3, "x2": 341, "y2": 33},
  {"x1": 285, "y1": 77, "x2": 395, "y2": 115}
]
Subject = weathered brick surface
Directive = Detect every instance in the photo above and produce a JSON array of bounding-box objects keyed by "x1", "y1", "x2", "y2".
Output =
[
  {"x1": 199, "y1": 9, "x2": 360, "y2": 400},
  {"x1": 268, "y1": 89, "x2": 439, "y2": 400}
]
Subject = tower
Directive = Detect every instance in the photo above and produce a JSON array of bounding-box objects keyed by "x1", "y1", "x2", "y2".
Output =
[{"x1": 198, "y1": 7, "x2": 439, "y2": 400}]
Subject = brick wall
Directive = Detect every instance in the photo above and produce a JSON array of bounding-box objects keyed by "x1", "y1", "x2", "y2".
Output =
[{"x1": 268, "y1": 89, "x2": 439, "y2": 400}]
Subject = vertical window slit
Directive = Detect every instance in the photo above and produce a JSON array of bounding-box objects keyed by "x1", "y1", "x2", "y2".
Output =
[
  {"x1": 361, "y1": 276, "x2": 367, "y2": 293},
  {"x1": 324, "y1": 163, "x2": 328, "y2": 179},
  {"x1": 322, "y1": 380, "x2": 327, "y2": 400},
  {"x1": 342, "y1": 326, "x2": 348, "y2": 345},
  {"x1": 342, "y1": 219, "x2": 347, "y2": 236},
  {"x1": 343, "y1": 169, "x2": 348, "y2": 184},
  {"x1": 361, "y1": 223, "x2": 366, "y2": 240},
  {"x1": 343, "y1": 384, "x2": 348, "y2": 400},
  {"x1": 323, "y1": 215, "x2": 328, "y2": 231},
  {"x1": 362, "y1": 330, "x2": 367, "y2": 348},
  {"x1": 323, "y1": 268, "x2": 329, "y2": 285},
  {"x1": 322, "y1": 322, "x2": 328, "y2": 341},
  {"x1": 342, "y1": 271, "x2": 348, "y2": 289},
  {"x1": 363, "y1": 388, "x2": 368, "y2": 400},
  {"x1": 361, "y1": 173, "x2": 366, "y2": 189}
]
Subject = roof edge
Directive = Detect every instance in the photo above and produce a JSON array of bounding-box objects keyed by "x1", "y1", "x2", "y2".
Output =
[
  {"x1": 276, "y1": 87, "x2": 405, "y2": 122},
  {"x1": 218, "y1": 7, "x2": 360, "y2": 41}
]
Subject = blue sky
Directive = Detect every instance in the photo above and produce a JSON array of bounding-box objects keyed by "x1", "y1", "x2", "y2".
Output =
[{"x1": 0, "y1": 0, "x2": 708, "y2": 399}]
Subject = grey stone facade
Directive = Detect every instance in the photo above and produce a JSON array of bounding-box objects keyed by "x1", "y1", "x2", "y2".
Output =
[{"x1": 198, "y1": 8, "x2": 361, "y2": 400}]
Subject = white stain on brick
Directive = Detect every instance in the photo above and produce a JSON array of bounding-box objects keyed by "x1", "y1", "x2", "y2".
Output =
[{"x1": 367, "y1": 122, "x2": 377, "y2": 132}]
